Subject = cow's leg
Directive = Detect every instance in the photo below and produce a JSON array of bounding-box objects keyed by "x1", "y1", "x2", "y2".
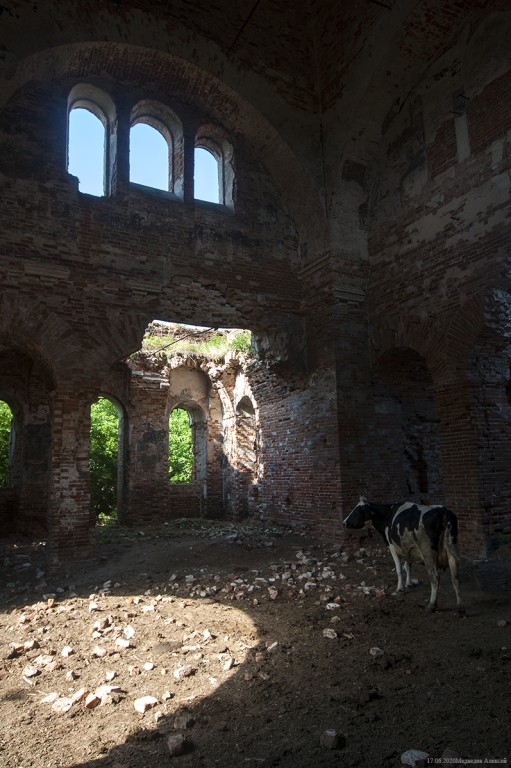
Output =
[
  {"x1": 447, "y1": 552, "x2": 462, "y2": 612},
  {"x1": 403, "y1": 561, "x2": 412, "y2": 588},
  {"x1": 388, "y1": 544, "x2": 404, "y2": 592},
  {"x1": 422, "y1": 553, "x2": 440, "y2": 611}
]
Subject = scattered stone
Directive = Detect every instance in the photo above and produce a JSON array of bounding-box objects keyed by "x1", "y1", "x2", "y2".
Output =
[
  {"x1": 320, "y1": 729, "x2": 346, "y2": 749},
  {"x1": 369, "y1": 647, "x2": 384, "y2": 657},
  {"x1": 134, "y1": 695, "x2": 159, "y2": 713},
  {"x1": 61, "y1": 645, "x2": 74, "y2": 657},
  {"x1": 223, "y1": 657, "x2": 235, "y2": 671},
  {"x1": 496, "y1": 619, "x2": 508, "y2": 628},
  {"x1": 173, "y1": 665, "x2": 196, "y2": 680},
  {"x1": 85, "y1": 693, "x2": 101, "y2": 709},
  {"x1": 116, "y1": 637, "x2": 131, "y2": 649},
  {"x1": 323, "y1": 628, "x2": 338, "y2": 640},
  {"x1": 65, "y1": 670, "x2": 79, "y2": 681},
  {"x1": 92, "y1": 646, "x2": 107, "y2": 658},
  {"x1": 52, "y1": 696, "x2": 73, "y2": 714},
  {"x1": 401, "y1": 748, "x2": 430, "y2": 767},
  {"x1": 174, "y1": 713, "x2": 195, "y2": 730},
  {"x1": 41, "y1": 691, "x2": 59, "y2": 703},
  {"x1": 22, "y1": 665, "x2": 39, "y2": 678},
  {"x1": 167, "y1": 734, "x2": 191, "y2": 757},
  {"x1": 143, "y1": 662, "x2": 155, "y2": 671},
  {"x1": 105, "y1": 670, "x2": 117, "y2": 681}
]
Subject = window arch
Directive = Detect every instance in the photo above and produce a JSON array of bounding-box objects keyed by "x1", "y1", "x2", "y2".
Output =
[
  {"x1": 90, "y1": 394, "x2": 128, "y2": 521},
  {"x1": 194, "y1": 146, "x2": 220, "y2": 204},
  {"x1": 67, "y1": 85, "x2": 116, "y2": 197},
  {"x1": 130, "y1": 101, "x2": 184, "y2": 198},
  {"x1": 195, "y1": 124, "x2": 235, "y2": 209},
  {"x1": 168, "y1": 402, "x2": 207, "y2": 485}
]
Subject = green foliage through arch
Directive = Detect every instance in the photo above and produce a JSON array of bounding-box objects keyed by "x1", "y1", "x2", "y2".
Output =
[
  {"x1": 90, "y1": 397, "x2": 119, "y2": 519},
  {"x1": 169, "y1": 407, "x2": 193, "y2": 483},
  {"x1": 0, "y1": 401, "x2": 13, "y2": 488}
]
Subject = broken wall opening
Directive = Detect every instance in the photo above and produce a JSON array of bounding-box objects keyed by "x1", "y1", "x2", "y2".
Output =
[{"x1": 123, "y1": 320, "x2": 256, "y2": 524}]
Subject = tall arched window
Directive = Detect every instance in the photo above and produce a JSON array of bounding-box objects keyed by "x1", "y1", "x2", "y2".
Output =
[
  {"x1": 194, "y1": 146, "x2": 220, "y2": 203},
  {"x1": 130, "y1": 122, "x2": 169, "y2": 191},
  {"x1": 0, "y1": 399, "x2": 13, "y2": 488},
  {"x1": 68, "y1": 107, "x2": 106, "y2": 196},
  {"x1": 195, "y1": 124, "x2": 235, "y2": 209},
  {"x1": 130, "y1": 101, "x2": 184, "y2": 198},
  {"x1": 90, "y1": 395, "x2": 123, "y2": 521},
  {"x1": 67, "y1": 85, "x2": 116, "y2": 197},
  {"x1": 169, "y1": 407, "x2": 193, "y2": 484}
]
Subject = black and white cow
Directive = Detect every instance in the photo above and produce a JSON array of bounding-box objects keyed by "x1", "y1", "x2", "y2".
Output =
[{"x1": 343, "y1": 497, "x2": 462, "y2": 612}]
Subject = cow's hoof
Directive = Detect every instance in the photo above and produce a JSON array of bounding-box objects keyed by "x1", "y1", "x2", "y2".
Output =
[{"x1": 427, "y1": 604, "x2": 437, "y2": 613}]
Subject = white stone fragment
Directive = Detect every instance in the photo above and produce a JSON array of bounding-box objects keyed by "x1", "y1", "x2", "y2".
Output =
[
  {"x1": 322, "y1": 628, "x2": 338, "y2": 640},
  {"x1": 134, "y1": 695, "x2": 159, "y2": 713}
]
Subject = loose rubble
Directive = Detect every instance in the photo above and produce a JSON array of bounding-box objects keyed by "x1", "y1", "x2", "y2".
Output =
[{"x1": 0, "y1": 518, "x2": 507, "y2": 768}]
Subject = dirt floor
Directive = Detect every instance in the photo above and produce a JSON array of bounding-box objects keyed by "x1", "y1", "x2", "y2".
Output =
[{"x1": 1, "y1": 519, "x2": 510, "y2": 768}]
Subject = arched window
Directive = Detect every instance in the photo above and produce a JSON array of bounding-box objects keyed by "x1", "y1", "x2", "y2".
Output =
[
  {"x1": 169, "y1": 407, "x2": 193, "y2": 484},
  {"x1": 0, "y1": 399, "x2": 13, "y2": 488},
  {"x1": 90, "y1": 395, "x2": 124, "y2": 521},
  {"x1": 68, "y1": 107, "x2": 106, "y2": 196},
  {"x1": 130, "y1": 101, "x2": 184, "y2": 198},
  {"x1": 194, "y1": 146, "x2": 220, "y2": 203},
  {"x1": 67, "y1": 85, "x2": 116, "y2": 197},
  {"x1": 194, "y1": 124, "x2": 235, "y2": 209},
  {"x1": 130, "y1": 122, "x2": 169, "y2": 191}
]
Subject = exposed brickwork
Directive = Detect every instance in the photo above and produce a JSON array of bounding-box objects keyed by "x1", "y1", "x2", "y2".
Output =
[{"x1": 0, "y1": 2, "x2": 509, "y2": 562}]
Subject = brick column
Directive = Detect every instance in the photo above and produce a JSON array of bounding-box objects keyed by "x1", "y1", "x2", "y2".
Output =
[{"x1": 47, "y1": 387, "x2": 95, "y2": 567}]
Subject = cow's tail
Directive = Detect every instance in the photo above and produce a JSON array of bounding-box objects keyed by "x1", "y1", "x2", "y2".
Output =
[
  {"x1": 437, "y1": 509, "x2": 460, "y2": 571},
  {"x1": 440, "y1": 509, "x2": 480, "y2": 586}
]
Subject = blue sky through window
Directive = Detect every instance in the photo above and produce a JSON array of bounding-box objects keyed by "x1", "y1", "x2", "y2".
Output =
[
  {"x1": 68, "y1": 108, "x2": 220, "y2": 202},
  {"x1": 68, "y1": 108, "x2": 105, "y2": 196},
  {"x1": 130, "y1": 123, "x2": 168, "y2": 190},
  {"x1": 194, "y1": 147, "x2": 219, "y2": 203}
]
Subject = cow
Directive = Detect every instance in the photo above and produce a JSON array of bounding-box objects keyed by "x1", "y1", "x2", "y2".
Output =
[{"x1": 343, "y1": 497, "x2": 462, "y2": 612}]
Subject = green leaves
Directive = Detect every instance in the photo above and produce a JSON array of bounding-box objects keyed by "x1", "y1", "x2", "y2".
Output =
[
  {"x1": 169, "y1": 408, "x2": 193, "y2": 483},
  {"x1": 0, "y1": 400, "x2": 12, "y2": 487},
  {"x1": 90, "y1": 397, "x2": 119, "y2": 518}
]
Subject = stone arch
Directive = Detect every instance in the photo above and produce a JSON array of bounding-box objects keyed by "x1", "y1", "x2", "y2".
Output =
[
  {"x1": 234, "y1": 395, "x2": 258, "y2": 518},
  {"x1": 0, "y1": 344, "x2": 54, "y2": 535}
]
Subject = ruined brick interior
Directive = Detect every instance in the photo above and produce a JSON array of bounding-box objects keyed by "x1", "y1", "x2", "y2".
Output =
[{"x1": 0, "y1": 0, "x2": 510, "y2": 563}]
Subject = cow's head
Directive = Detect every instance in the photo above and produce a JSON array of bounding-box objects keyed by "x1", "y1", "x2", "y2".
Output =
[{"x1": 343, "y1": 496, "x2": 371, "y2": 529}]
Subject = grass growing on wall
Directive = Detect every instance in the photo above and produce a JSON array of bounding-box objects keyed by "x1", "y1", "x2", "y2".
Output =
[{"x1": 141, "y1": 328, "x2": 252, "y2": 360}]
